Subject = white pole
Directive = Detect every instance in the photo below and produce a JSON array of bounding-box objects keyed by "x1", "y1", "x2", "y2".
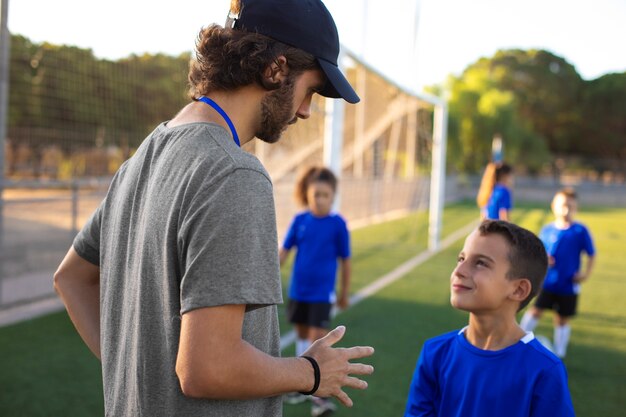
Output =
[
  {"x1": 0, "y1": 0, "x2": 9, "y2": 299},
  {"x1": 323, "y1": 91, "x2": 345, "y2": 212},
  {"x1": 428, "y1": 103, "x2": 448, "y2": 251},
  {"x1": 0, "y1": 0, "x2": 7, "y2": 183}
]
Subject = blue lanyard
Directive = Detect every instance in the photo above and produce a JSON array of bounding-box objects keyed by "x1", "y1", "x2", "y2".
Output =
[{"x1": 198, "y1": 96, "x2": 240, "y2": 147}]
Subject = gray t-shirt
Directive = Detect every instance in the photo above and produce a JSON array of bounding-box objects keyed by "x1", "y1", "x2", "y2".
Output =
[{"x1": 74, "y1": 122, "x2": 283, "y2": 416}]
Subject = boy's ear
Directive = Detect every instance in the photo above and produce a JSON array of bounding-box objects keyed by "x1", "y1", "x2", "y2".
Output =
[
  {"x1": 510, "y1": 278, "x2": 532, "y2": 303},
  {"x1": 261, "y1": 55, "x2": 288, "y2": 90}
]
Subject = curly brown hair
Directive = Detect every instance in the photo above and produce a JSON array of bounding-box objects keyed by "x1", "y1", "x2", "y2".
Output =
[
  {"x1": 187, "y1": 24, "x2": 319, "y2": 100},
  {"x1": 294, "y1": 166, "x2": 338, "y2": 207}
]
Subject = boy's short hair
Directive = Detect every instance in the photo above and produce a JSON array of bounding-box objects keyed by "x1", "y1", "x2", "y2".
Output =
[
  {"x1": 555, "y1": 187, "x2": 577, "y2": 200},
  {"x1": 478, "y1": 220, "x2": 548, "y2": 311}
]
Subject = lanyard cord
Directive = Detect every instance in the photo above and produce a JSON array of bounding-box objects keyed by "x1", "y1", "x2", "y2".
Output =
[{"x1": 197, "y1": 96, "x2": 241, "y2": 147}]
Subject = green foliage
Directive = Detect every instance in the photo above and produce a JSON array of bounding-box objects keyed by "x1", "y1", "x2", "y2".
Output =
[
  {"x1": 8, "y1": 35, "x2": 190, "y2": 151},
  {"x1": 579, "y1": 73, "x2": 626, "y2": 162},
  {"x1": 442, "y1": 48, "x2": 624, "y2": 175},
  {"x1": 446, "y1": 56, "x2": 550, "y2": 173}
]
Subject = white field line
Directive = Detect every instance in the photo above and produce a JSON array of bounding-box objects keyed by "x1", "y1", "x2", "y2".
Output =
[{"x1": 280, "y1": 220, "x2": 479, "y2": 351}]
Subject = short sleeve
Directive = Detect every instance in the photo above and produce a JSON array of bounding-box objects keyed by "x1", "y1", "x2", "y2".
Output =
[
  {"x1": 581, "y1": 226, "x2": 595, "y2": 256},
  {"x1": 404, "y1": 345, "x2": 437, "y2": 417},
  {"x1": 500, "y1": 187, "x2": 512, "y2": 210},
  {"x1": 530, "y1": 362, "x2": 575, "y2": 417},
  {"x1": 73, "y1": 198, "x2": 104, "y2": 266},
  {"x1": 282, "y1": 216, "x2": 299, "y2": 250},
  {"x1": 336, "y1": 217, "x2": 351, "y2": 259},
  {"x1": 178, "y1": 168, "x2": 282, "y2": 314}
]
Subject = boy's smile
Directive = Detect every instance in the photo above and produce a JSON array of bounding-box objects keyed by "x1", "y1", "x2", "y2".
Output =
[{"x1": 450, "y1": 230, "x2": 520, "y2": 314}]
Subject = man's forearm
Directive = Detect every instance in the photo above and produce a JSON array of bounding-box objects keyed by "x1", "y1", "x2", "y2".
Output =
[
  {"x1": 177, "y1": 338, "x2": 313, "y2": 399},
  {"x1": 177, "y1": 307, "x2": 374, "y2": 405},
  {"x1": 54, "y1": 247, "x2": 101, "y2": 359}
]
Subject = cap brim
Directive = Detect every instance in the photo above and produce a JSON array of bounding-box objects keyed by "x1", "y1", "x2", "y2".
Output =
[{"x1": 317, "y1": 58, "x2": 360, "y2": 104}]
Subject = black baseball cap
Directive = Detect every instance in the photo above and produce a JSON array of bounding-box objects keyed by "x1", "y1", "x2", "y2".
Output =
[{"x1": 227, "y1": 0, "x2": 360, "y2": 104}]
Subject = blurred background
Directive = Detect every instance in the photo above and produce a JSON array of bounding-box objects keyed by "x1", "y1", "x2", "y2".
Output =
[
  {"x1": 0, "y1": 0, "x2": 626, "y2": 322},
  {"x1": 1, "y1": 0, "x2": 625, "y2": 325},
  {"x1": 0, "y1": 1, "x2": 625, "y2": 416}
]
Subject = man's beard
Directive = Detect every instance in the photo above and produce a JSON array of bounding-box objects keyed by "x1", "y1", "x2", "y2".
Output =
[{"x1": 256, "y1": 75, "x2": 297, "y2": 144}]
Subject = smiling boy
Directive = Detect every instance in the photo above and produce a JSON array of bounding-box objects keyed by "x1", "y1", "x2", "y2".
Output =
[{"x1": 404, "y1": 220, "x2": 575, "y2": 417}]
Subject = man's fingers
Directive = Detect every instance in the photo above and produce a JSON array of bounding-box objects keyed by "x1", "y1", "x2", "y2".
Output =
[
  {"x1": 334, "y1": 389, "x2": 353, "y2": 407},
  {"x1": 319, "y1": 325, "x2": 346, "y2": 347},
  {"x1": 343, "y1": 375, "x2": 369, "y2": 390},
  {"x1": 343, "y1": 345, "x2": 375, "y2": 360},
  {"x1": 348, "y1": 362, "x2": 375, "y2": 376}
]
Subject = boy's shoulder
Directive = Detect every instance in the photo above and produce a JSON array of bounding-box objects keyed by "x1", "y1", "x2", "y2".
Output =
[
  {"x1": 422, "y1": 329, "x2": 460, "y2": 355},
  {"x1": 425, "y1": 330, "x2": 562, "y2": 367},
  {"x1": 427, "y1": 329, "x2": 459, "y2": 344},
  {"x1": 328, "y1": 211, "x2": 348, "y2": 223},
  {"x1": 523, "y1": 335, "x2": 563, "y2": 366},
  {"x1": 542, "y1": 221, "x2": 591, "y2": 234},
  {"x1": 563, "y1": 222, "x2": 593, "y2": 240},
  {"x1": 571, "y1": 221, "x2": 591, "y2": 233}
]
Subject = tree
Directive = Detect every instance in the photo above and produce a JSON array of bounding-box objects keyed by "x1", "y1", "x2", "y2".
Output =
[
  {"x1": 445, "y1": 59, "x2": 549, "y2": 174},
  {"x1": 486, "y1": 49, "x2": 584, "y2": 154},
  {"x1": 579, "y1": 72, "x2": 626, "y2": 169}
]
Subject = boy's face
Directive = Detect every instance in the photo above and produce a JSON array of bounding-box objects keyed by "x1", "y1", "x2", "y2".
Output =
[
  {"x1": 450, "y1": 230, "x2": 520, "y2": 314},
  {"x1": 551, "y1": 193, "x2": 577, "y2": 222}
]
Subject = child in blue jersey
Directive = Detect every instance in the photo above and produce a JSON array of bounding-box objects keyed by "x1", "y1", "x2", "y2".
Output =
[
  {"x1": 405, "y1": 220, "x2": 575, "y2": 417},
  {"x1": 520, "y1": 188, "x2": 595, "y2": 358},
  {"x1": 280, "y1": 166, "x2": 351, "y2": 415},
  {"x1": 476, "y1": 162, "x2": 514, "y2": 220}
]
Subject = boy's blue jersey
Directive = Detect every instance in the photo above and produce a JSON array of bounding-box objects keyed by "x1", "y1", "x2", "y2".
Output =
[
  {"x1": 282, "y1": 211, "x2": 350, "y2": 302},
  {"x1": 540, "y1": 222, "x2": 595, "y2": 295},
  {"x1": 405, "y1": 329, "x2": 574, "y2": 417},
  {"x1": 485, "y1": 184, "x2": 512, "y2": 220}
]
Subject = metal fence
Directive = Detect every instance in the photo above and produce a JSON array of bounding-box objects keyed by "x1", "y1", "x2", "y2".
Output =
[
  {"x1": 3, "y1": 171, "x2": 625, "y2": 324},
  {"x1": 0, "y1": 174, "x2": 431, "y2": 317},
  {"x1": 0, "y1": 178, "x2": 109, "y2": 309}
]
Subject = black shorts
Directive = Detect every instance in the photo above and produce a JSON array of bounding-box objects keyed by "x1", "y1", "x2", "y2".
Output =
[
  {"x1": 287, "y1": 300, "x2": 332, "y2": 329},
  {"x1": 534, "y1": 290, "x2": 578, "y2": 317}
]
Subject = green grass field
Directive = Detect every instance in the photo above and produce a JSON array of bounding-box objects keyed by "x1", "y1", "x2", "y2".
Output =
[{"x1": 1, "y1": 201, "x2": 624, "y2": 416}]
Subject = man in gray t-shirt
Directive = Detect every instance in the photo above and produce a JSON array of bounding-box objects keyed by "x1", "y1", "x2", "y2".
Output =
[{"x1": 54, "y1": 1, "x2": 374, "y2": 416}]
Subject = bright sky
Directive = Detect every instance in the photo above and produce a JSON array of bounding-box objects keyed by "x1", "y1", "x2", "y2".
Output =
[{"x1": 7, "y1": 0, "x2": 626, "y2": 91}]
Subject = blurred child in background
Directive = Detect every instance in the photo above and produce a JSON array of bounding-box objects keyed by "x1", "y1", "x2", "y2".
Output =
[
  {"x1": 476, "y1": 162, "x2": 514, "y2": 221},
  {"x1": 520, "y1": 188, "x2": 595, "y2": 358},
  {"x1": 280, "y1": 166, "x2": 351, "y2": 416}
]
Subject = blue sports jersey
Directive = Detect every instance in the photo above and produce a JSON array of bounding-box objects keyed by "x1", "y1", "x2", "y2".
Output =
[
  {"x1": 405, "y1": 328, "x2": 574, "y2": 417},
  {"x1": 485, "y1": 184, "x2": 512, "y2": 220},
  {"x1": 282, "y1": 211, "x2": 350, "y2": 302},
  {"x1": 540, "y1": 222, "x2": 595, "y2": 295}
]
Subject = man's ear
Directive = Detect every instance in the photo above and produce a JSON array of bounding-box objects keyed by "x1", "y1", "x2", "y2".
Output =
[
  {"x1": 510, "y1": 278, "x2": 532, "y2": 303},
  {"x1": 261, "y1": 55, "x2": 288, "y2": 90}
]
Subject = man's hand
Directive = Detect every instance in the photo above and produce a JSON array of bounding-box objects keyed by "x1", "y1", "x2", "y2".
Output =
[{"x1": 302, "y1": 325, "x2": 374, "y2": 407}]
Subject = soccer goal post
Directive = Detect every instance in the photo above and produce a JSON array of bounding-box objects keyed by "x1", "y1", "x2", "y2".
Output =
[{"x1": 322, "y1": 51, "x2": 448, "y2": 251}]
